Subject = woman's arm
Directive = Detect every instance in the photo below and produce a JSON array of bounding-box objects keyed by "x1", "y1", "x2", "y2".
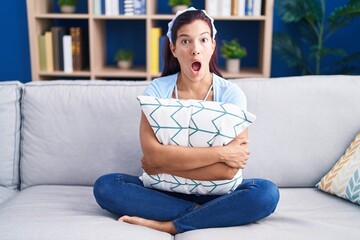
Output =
[
  {"x1": 140, "y1": 112, "x2": 250, "y2": 175},
  {"x1": 164, "y1": 163, "x2": 240, "y2": 181}
]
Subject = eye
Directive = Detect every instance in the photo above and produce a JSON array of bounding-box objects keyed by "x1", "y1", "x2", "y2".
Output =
[
  {"x1": 181, "y1": 39, "x2": 190, "y2": 44},
  {"x1": 201, "y1": 38, "x2": 209, "y2": 43}
]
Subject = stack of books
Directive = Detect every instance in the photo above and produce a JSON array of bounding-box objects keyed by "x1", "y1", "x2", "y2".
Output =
[
  {"x1": 207, "y1": 0, "x2": 262, "y2": 17},
  {"x1": 93, "y1": 0, "x2": 146, "y2": 16},
  {"x1": 38, "y1": 27, "x2": 85, "y2": 73}
]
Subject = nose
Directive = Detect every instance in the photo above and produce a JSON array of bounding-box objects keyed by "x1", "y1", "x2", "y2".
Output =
[
  {"x1": 192, "y1": 42, "x2": 200, "y2": 56},
  {"x1": 192, "y1": 50, "x2": 200, "y2": 56}
]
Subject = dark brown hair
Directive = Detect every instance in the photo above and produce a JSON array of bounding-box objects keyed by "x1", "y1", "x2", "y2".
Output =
[{"x1": 161, "y1": 10, "x2": 223, "y2": 77}]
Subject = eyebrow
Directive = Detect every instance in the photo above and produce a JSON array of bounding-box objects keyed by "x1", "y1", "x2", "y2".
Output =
[{"x1": 178, "y1": 32, "x2": 211, "y2": 38}]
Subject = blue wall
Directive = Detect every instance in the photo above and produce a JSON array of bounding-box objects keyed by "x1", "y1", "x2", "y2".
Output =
[{"x1": 0, "y1": 0, "x2": 359, "y2": 83}]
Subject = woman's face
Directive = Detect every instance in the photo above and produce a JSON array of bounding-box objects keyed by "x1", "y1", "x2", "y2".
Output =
[{"x1": 170, "y1": 19, "x2": 216, "y2": 82}]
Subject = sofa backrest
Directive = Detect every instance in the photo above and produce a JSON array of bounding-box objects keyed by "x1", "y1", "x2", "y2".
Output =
[
  {"x1": 235, "y1": 75, "x2": 360, "y2": 187},
  {"x1": 19, "y1": 76, "x2": 360, "y2": 189},
  {"x1": 20, "y1": 81, "x2": 148, "y2": 189},
  {"x1": 0, "y1": 81, "x2": 22, "y2": 190}
]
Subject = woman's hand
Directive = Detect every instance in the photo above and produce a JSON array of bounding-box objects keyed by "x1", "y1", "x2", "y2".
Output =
[{"x1": 220, "y1": 132, "x2": 250, "y2": 169}]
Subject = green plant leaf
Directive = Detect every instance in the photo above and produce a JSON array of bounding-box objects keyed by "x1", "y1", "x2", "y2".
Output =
[
  {"x1": 309, "y1": 46, "x2": 346, "y2": 60},
  {"x1": 273, "y1": 33, "x2": 312, "y2": 74},
  {"x1": 168, "y1": 0, "x2": 192, "y2": 7},
  {"x1": 322, "y1": 51, "x2": 360, "y2": 74},
  {"x1": 276, "y1": 0, "x2": 321, "y2": 23},
  {"x1": 220, "y1": 39, "x2": 247, "y2": 59},
  {"x1": 329, "y1": 0, "x2": 360, "y2": 31}
]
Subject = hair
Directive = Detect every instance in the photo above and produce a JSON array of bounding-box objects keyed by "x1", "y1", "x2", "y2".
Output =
[{"x1": 161, "y1": 10, "x2": 223, "y2": 77}]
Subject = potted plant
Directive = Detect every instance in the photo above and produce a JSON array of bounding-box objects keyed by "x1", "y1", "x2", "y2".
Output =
[
  {"x1": 168, "y1": 0, "x2": 192, "y2": 13},
  {"x1": 114, "y1": 49, "x2": 134, "y2": 69},
  {"x1": 220, "y1": 39, "x2": 247, "y2": 73},
  {"x1": 58, "y1": 0, "x2": 77, "y2": 14}
]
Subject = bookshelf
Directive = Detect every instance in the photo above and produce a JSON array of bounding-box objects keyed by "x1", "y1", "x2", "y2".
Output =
[{"x1": 26, "y1": 0, "x2": 274, "y2": 81}]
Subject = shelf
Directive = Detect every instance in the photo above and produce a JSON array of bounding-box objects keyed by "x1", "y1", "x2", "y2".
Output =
[
  {"x1": 93, "y1": 15, "x2": 147, "y2": 20},
  {"x1": 35, "y1": 14, "x2": 89, "y2": 19},
  {"x1": 27, "y1": 0, "x2": 274, "y2": 81},
  {"x1": 39, "y1": 70, "x2": 91, "y2": 77},
  {"x1": 213, "y1": 16, "x2": 266, "y2": 21}
]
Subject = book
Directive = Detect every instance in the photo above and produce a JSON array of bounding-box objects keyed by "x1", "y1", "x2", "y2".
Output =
[
  {"x1": 237, "y1": 0, "x2": 246, "y2": 16},
  {"x1": 111, "y1": 0, "x2": 119, "y2": 15},
  {"x1": 105, "y1": 0, "x2": 113, "y2": 15},
  {"x1": 206, "y1": 0, "x2": 218, "y2": 16},
  {"x1": 94, "y1": 0, "x2": 102, "y2": 15},
  {"x1": 150, "y1": 27, "x2": 161, "y2": 74},
  {"x1": 219, "y1": 0, "x2": 231, "y2": 17},
  {"x1": 231, "y1": 0, "x2": 238, "y2": 16},
  {"x1": 245, "y1": 0, "x2": 254, "y2": 15},
  {"x1": 63, "y1": 35, "x2": 73, "y2": 73},
  {"x1": 44, "y1": 31, "x2": 54, "y2": 72},
  {"x1": 134, "y1": 0, "x2": 146, "y2": 15},
  {"x1": 124, "y1": 0, "x2": 135, "y2": 16},
  {"x1": 253, "y1": 0, "x2": 262, "y2": 16},
  {"x1": 70, "y1": 27, "x2": 83, "y2": 71},
  {"x1": 51, "y1": 27, "x2": 66, "y2": 71},
  {"x1": 38, "y1": 35, "x2": 47, "y2": 71}
]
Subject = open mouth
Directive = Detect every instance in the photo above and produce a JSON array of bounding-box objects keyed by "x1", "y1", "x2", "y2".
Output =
[{"x1": 191, "y1": 61, "x2": 201, "y2": 72}]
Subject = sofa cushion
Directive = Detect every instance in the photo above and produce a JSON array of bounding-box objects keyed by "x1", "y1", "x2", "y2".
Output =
[
  {"x1": 138, "y1": 96, "x2": 255, "y2": 195},
  {"x1": 175, "y1": 188, "x2": 360, "y2": 240},
  {"x1": 0, "y1": 185, "x2": 172, "y2": 240},
  {"x1": 20, "y1": 81, "x2": 149, "y2": 189},
  {"x1": 316, "y1": 132, "x2": 360, "y2": 205},
  {"x1": 0, "y1": 186, "x2": 17, "y2": 206},
  {"x1": 234, "y1": 75, "x2": 360, "y2": 187},
  {"x1": 0, "y1": 81, "x2": 22, "y2": 190}
]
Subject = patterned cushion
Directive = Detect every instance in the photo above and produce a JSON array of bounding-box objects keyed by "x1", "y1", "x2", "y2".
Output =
[
  {"x1": 316, "y1": 132, "x2": 360, "y2": 205},
  {"x1": 137, "y1": 96, "x2": 256, "y2": 195}
]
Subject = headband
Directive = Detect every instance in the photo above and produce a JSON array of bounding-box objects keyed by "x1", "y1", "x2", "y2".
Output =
[{"x1": 166, "y1": 7, "x2": 217, "y2": 43}]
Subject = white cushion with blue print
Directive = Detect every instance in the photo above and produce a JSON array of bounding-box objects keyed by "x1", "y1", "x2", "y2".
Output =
[{"x1": 137, "y1": 96, "x2": 256, "y2": 195}]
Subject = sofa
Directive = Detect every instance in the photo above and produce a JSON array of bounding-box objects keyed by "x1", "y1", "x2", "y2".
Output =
[{"x1": 0, "y1": 75, "x2": 359, "y2": 240}]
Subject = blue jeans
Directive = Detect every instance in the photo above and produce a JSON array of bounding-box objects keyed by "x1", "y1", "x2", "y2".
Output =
[{"x1": 93, "y1": 173, "x2": 279, "y2": 233}]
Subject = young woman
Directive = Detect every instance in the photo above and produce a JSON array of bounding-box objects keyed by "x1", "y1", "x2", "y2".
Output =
[{"x1": 93, "y1": 8, "x2": 279, "y2": 234}]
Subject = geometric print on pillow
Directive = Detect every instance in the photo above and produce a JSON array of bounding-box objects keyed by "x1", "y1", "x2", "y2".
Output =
[
  {"x1": 137, "y1": 96, "x2": 256, "y2": 195},
  {"x1": 316, "y1": 132, "x2": 360, "y2": 205}
]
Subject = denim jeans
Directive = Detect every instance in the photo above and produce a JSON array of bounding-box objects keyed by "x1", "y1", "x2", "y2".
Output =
[{"x1": 93, "y1": 173, "x2": 280, "y2": 233}]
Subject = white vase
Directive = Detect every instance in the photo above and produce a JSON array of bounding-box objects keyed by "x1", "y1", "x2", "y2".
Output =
[
  {"x1": 226, "y1": 59, "x2": 240, "y2": 73},
  {"x1": 117, "y1": 60, "x2": 132, "y2": 69},
  {"x1": 172, "y1": 5, "x2": 188, "y2": 14},
  {"x1": 60, "y1": 6, "x2": 76, "y2": 14}
]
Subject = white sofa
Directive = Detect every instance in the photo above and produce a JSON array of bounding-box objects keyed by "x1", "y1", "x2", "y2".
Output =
[{"x1": 0, "y1": 75, "x2": 359, "y2": 240}]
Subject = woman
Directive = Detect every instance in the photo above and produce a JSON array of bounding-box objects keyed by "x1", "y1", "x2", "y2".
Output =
[{"x1": 93, "y1": 8, "x2": 279, "y2": 234}]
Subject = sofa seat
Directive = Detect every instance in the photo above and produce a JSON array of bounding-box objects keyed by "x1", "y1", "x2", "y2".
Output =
[
  {"x1": 176, "y1": 188, "x2": 360, "y2": 240},
  {"x1": 1, "y1": 185, "x2": 358, "y2": 240},
  {"x1": 0, "y1": 185, "x2": 172, "y2": 240}
]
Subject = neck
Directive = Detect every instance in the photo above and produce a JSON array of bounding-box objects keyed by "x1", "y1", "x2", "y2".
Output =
[
  {"x1": 175, "y1": 72, "x2": 213, "y2": 100},
  {"x1": 176, "y1": 71, "x2": 213, "y2": 93}
]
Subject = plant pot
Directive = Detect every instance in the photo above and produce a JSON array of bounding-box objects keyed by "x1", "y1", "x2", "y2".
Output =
[
  {"x1": 117, "y1": 60, "x2": 132, "y2": 69},
  {"x1": 226, "y1": 58, "x2": 240, "y2": 73},
  {"x1": 172, "y1": 5, "x2": 188, "y2": 14},
  {"x1": 60, "y1": 6, "x2": 76, "y2": 14}
]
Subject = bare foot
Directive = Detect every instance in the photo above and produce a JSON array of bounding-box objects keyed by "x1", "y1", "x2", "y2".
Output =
[{"x1": 119, "y1": 215, "x2": 177, "y2": 235}]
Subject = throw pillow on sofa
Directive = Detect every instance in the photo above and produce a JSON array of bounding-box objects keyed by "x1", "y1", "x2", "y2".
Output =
[
  {"x1": 137, "y1": 96, "x2": 256, "y2": 195},
  {"x1": 316, "y1": 132, "x2": 360, "y2": 205}
]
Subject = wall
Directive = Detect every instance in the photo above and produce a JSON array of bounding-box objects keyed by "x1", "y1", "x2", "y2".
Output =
[{"x1": 0, "y1": 0, "x2": 359, "y2": 82}]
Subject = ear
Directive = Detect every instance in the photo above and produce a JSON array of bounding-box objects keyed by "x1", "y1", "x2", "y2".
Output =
[{"x1": 170, "y1": 43, "x2": 177, "y2": 58}]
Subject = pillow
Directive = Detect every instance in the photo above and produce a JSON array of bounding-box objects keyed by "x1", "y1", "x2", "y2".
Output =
[
  {"x1": 137, "y1": 96, "x2": 256, "y2": 195},
  {"x1": 316, "y1": 132, "x2": 360, "y2": 205}
]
